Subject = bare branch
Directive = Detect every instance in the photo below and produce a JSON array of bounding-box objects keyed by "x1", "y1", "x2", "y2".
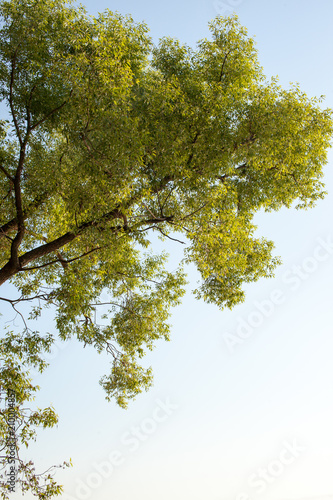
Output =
[
  {"x1": 140, "y1": 201, "x2": 158, "y2": 219},
  {"x1": 0, "y1": 294, "x2": 50, "y2": 304},
  {"x1": 5, "y1": 301, "x2": 30, "y2": 332},
  {"x1": 155, "y1": 226, "x2": 186, "y2": 244}
]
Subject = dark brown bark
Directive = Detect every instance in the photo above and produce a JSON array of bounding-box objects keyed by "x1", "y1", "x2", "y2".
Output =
[
  {"x1": 0, "y1": 207, "x2": 124, "y2": 285},
  {"x1": 9, "y1": 147, "x2": 27, "y2": 268},
  {"x1": 0, "y1": 193, "x2": 48, "y2": 237}
]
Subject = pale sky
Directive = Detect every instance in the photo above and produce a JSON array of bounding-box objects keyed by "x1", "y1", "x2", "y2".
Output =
[{"x1": 2, "y1": 1, "x2": 333, "y2": 499}]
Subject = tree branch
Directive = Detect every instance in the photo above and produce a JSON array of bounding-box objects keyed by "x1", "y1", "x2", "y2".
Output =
[
  {"x1": 30, "y1": 98, "x2": 70, "y2": 131},
  {"x1": 9, "y1": 47, "x2": 22, "y2": 146},
  {"x1": 9, "y1": 146, "x2": 28, "y2": 269},
  {"x1": 0, "y1": 294, "x2": 50, "y2": 304},
  {"x1": 218, "y1": 50, "x2": 231, "y2": 82},
  {"x1": 0, "y1": 207, "x2": 123, "y2": 284},
  {"x1": 179, "y1": 202, "x2": 209, "y2": 221},
  {"x1": 0, "y1": 196, "x2": 177, "y2": 285},
  {"x1": 186, "y1": 131, "x2": 200, "y2": 168},
  {"x1": 155, "y1": 226, "x2": 186, "y2": 244},
  {"x1": 0, "y1": 165, "x2": 14, "y2": 182},
  {"x1": 19, "y1": 246, "x2": 101, "y2": 271},
  {"x1": 0, "y1": 192, "x2": 48, "y2": 238}
]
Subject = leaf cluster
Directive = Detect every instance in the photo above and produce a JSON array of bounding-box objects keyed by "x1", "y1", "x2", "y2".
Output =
[{"x1": 0, "y1": 1, "x2": 332, "y2": 496}]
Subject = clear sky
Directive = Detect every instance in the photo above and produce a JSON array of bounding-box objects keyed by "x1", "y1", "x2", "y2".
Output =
[{"x1": 2, "y1": 1, "x2": 333, "y2": 499}]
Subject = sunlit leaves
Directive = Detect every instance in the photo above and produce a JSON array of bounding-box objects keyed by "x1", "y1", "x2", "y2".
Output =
[
  {"x1": 0, "y1": 0, "x2": 332, "y2": 406},
  {"x1": 0, "y1": 2, "x2": 332, "y2": 496},
  {"x1": 0, "y1": 331, "x2": 71, "y2": 498}
]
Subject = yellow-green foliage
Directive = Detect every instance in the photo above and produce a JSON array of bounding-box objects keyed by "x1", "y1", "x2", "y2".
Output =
[{"x1": 0, "y1": 1, "x2": 332, "y2": 497}]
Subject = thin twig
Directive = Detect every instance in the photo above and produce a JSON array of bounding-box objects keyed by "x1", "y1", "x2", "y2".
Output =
[
  {"x1": 19, "y1": 246, "x2": 101, "y2": 271},
  {"x1": 155, "y1": 227, "x2": 186, "y2": 244},
  {"x1": 30, "y1": 96, "x2": 71, "y2": 131},
  {"x1": 179, "y1": 202, "x2": 209, "y2": 221}
]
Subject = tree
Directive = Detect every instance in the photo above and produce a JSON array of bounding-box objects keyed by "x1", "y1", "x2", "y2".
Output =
[{"x1": 0, "y1": 0, "x2": 332, "y2": 496}]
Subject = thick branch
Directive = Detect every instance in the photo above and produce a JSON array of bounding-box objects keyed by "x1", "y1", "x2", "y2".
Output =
[
  {"x1": 9, "y1": 146, "x2": 28, "y2": 268},
  {"x1": 0, "y1": 207, "x2": 123, "y2": 285},
  {"x1": 0, "y1": 192, "x2": 176, "y2": 286},
  {"x1": 9, "y1": 47, "x2": 22, "y2": 146},
  {"x1": 186, "y1": 131, "x2": 200, "y2": 168}
]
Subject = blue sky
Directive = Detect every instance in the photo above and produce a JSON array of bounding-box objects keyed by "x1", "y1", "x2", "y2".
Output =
[{"x1": 2, "y1": 1, "x2": 333, "y2": 499}]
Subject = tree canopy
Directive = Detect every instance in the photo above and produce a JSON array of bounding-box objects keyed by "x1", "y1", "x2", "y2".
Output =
[{"x1": 0, "y1": 0, "x2": 332, "y2": 497}]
